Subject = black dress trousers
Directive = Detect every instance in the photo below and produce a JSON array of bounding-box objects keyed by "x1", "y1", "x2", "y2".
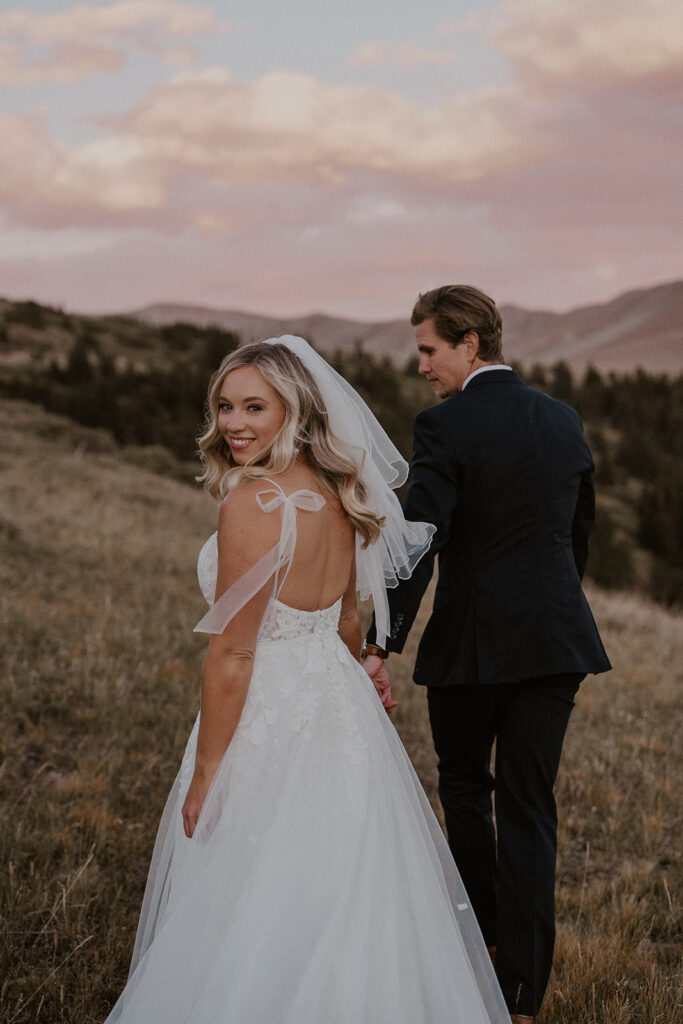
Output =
[{"x1": 427, "y1": 673, "x2": 582, "y2": 1018}]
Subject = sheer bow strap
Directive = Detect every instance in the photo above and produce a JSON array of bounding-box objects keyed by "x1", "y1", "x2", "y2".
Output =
[
  {"x1": 255, "y1": 486, "x2": 326, "y2": 515},
  {"x1": 194, "y1": 483, "x2": 326, "y2": 635}
]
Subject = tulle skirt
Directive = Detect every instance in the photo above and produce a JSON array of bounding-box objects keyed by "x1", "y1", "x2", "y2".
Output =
[{"x1": 105, "y1": 601, "x2": 509, "y2": 1023}]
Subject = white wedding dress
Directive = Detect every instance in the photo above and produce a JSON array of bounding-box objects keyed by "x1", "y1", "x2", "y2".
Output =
[{"x1": 105, "y1": 486, "x2": 509, "y2": 1024}]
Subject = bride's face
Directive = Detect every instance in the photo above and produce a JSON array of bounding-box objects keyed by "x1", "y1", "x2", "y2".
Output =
[{"x1": 218, "y1": 365, "x2": 287, "y2": 464}]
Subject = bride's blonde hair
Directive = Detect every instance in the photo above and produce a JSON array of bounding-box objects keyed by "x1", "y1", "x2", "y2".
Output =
[{"x1": 197, "y1": 342, "x2": 384, "y2": 546}]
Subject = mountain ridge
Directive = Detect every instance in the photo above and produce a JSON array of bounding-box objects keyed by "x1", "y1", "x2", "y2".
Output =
[{"x1": 129, "y1": 279, "x2": 683, "y2": 375}]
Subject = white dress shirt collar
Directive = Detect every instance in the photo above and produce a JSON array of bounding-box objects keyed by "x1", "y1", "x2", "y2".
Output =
[{"x1": 461, "y1": 364, "x2": 513, "y2": 391}]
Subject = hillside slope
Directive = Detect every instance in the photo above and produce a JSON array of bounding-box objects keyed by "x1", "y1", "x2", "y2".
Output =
[{"x1": 501, "y1": 280, "x2": 683, "y2": 373}]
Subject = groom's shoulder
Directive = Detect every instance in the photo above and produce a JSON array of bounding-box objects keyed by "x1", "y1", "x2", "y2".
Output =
[
  {"x1": 523, "y1": 383, "x2": 584, "y2": 427},
  {"x1": 414, "y1": 389, "x2": 484, "y2": 430},
  {"x1": 416, "y1": 381, "x2": 583, "y2": 436},
  {"x1": 414, "y1": 398, "x2": 458, "y2": 433}
]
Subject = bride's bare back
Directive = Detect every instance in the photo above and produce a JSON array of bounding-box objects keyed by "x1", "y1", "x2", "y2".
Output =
[
  {"x1": 212, "y1": 465, "x2": 356, "y2": 653},
  {"x1": 272, "y1": 470, "x2": 356, "y2": 613}
]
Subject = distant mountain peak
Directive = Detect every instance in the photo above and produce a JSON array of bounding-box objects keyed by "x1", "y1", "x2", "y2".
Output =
[{"x1": 127, "y1": 279, "x2": 683, "y2": 375}]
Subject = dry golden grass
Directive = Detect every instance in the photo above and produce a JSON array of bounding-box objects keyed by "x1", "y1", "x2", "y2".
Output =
[{"x1": 1, "y1": 399, "x2": 680, "y2": 1023}]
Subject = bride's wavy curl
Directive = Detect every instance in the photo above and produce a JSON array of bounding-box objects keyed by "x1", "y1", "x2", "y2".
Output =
[{"x1": 197, "y1": 343, "x2": 384, "y2": 546}]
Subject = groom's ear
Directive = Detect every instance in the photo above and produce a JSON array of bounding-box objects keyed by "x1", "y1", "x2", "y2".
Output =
[{"x1": 462, "y1": 331, "x2": 480, "y2": 360}]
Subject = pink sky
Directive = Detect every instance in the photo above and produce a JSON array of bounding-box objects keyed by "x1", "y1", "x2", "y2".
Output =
[{"x1": 0, "y1": 0, "x2": 681, "y2": 319}]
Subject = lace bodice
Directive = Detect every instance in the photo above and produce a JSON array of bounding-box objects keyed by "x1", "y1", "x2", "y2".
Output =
[
  {"x1": 258, "y1": 596, "x2": 342, "y2": 642},
  {"x1": 197, "y1": 532, "x2": 219, "y2": 606}
]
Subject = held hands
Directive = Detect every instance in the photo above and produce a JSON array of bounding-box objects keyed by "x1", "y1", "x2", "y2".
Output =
[{"x1": 363, "y1": 655, "x2": 398, "y2": 713}]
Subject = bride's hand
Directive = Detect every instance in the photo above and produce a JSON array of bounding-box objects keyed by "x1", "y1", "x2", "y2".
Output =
[
  {"x1": 182, "y1": 769, "x2": 213, "y2": 838},
  {"x1": 363, "y1": 656, "x2": 398, "y2": 713}
]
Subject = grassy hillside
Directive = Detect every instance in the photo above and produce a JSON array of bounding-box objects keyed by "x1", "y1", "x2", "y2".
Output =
[
  {"x1": 0, "y1": 298, "x2": 236, "y2": 376},
  {"x1": 1, "y1": 400, "x2": 680, "y2": 1023}
]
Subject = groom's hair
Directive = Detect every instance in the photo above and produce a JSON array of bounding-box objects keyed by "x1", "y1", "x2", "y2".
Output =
[{"x1": 411, "y1": 285, "x2": 503, "y2": 361}]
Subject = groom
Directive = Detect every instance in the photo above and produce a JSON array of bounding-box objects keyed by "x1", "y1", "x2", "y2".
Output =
[{"x1": 363, "y1": 285, "x2": 610, "y2": 1022}]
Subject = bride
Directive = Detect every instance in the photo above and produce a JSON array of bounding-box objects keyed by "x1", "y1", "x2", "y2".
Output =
[{"x1": 104, "y1": 336, "x2": 510, "y2": 1023}]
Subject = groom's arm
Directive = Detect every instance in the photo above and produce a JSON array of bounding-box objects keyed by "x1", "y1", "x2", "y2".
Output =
[
  {"x1": 572, "y1": 465, "x2": 596, "y2": 580},
  {"x1": 571, "y1": 420, "x2": 596, "y2": 581},
  {"x1": 366, "y1": 407, "x2": 458, "y2": 654}
]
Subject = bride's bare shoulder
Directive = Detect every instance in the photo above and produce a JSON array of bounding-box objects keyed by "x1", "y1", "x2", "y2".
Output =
[
  {"x1": 219, "y1": 476, "x2": 265, "y2": 507},
  {"x1": 216, "y1": 478, "x2": 280, "y2": 544}
]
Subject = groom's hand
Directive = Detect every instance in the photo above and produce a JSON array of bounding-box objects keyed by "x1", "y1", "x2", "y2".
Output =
[{"x1": 363, "y1": 655, "x2": 398, "y2": 713}]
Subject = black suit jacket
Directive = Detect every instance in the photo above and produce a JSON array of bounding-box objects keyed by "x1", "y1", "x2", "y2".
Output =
[{"x1": 370, "y1": 370, "x2": 611, "y2": 686}]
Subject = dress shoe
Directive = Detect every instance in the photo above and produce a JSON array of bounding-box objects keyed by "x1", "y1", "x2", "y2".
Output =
[{"x1": 509, "y1": 1015, "x2": 534, "y2": 1023}]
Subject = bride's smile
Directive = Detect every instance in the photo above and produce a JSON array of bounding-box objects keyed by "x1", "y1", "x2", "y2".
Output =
[{"x1": 228, "y1": 437, "x2": 253, "y2": 450}]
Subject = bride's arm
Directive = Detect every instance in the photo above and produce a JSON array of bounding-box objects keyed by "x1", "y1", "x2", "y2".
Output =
[
  {"x1": 183, "y1": 485, "x2": 279, "y2": 838},
  {"x1": 337, "y1": 556, "x2": 361, "y2": 661},
  {"x1": 338, "y1": 552, "x2": 396, "y2": 711}
]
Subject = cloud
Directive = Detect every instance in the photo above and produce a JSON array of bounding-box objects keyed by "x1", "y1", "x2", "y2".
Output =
[
  {"x1": 0, "y1": 113, "x2": 165, "y2": 226},
  {"x1": 160, "y1": 46, "x2": 199, "y2": 68},
  {"x1": 0, "y1": 39, "x2": 123, "y2": 84},
  {"x1": 1, "y1": 67, "x2": 537, "y2": 229},
  {"x1": 106, "y1": 68, "x2": 534, "y2": 188},
  {"x1": 495, "y1": 0, "x2": 683, "y2": 89},
  {"x1": 346, "y1": 197, "x2": 406, "y2": 225},
  {"x1": 439, "y1": 12, "x2": 487, "y2": 35},
  {"x1": 0, "y1": 1, "x2": 220, "y2": 42},
  {"x1": 0, "y1": 0, "x2": 225, "y2": 84},
  {"x1": 347, "y1": 41, "x2": 461, "y2": 69}
]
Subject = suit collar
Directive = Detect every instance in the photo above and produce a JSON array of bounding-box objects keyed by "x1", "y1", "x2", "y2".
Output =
[{"x1": 463, "y1": 368, "x2": 521, "y2": 390}]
